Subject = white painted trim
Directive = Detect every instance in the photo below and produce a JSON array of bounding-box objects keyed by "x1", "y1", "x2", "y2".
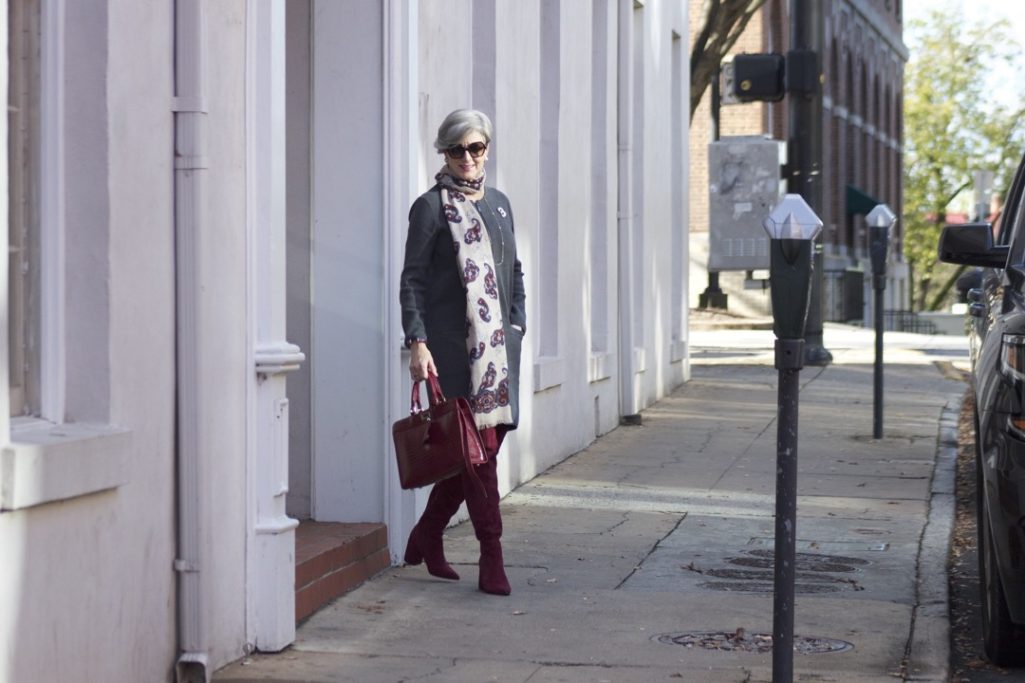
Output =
[
  {"x1": 1, "y1": 423, "x2": 130, "y2": 510},
  {"x1": 40, "y1": 0, "x2": 66, "y2": 422}
]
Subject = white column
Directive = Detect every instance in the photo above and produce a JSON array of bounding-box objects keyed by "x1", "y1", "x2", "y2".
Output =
[
  {"x1": 383, "y1": 0, "x2": 420, "y2": 560},
  {"x1": 246, "y1": 0, "x2": 304, "y2": 652}
]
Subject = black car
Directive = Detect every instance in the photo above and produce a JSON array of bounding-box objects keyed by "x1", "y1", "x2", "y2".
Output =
[{"x1": 938, "y1": 151, "x2": 1025, "y2": 666}]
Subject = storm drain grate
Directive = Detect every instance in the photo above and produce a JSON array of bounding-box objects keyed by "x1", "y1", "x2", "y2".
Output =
[
  {"x1": 705, "y1": 568, "x2": 855, "y2": 584},
  {"x1": 728, "y1": 549, "x2": 869, "y2": 573},
  {"x1": 655, "y1": 630, "x2": 853, "y2": 655}
]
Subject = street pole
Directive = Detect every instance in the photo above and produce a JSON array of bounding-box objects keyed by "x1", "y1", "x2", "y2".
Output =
[
  {"x1": 701, "y1": 73, "x2": 728, "y2": 309},
  {"x1": 788, "y1": 0, "x2": 830, "y2": 366}
]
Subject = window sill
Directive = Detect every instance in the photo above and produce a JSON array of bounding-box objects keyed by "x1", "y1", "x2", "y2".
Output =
[
  {"x1": 588, "y1": 351, "x2": 614, "y2": 383},
  {"x1": 670, "y1": 339, "x2": 687, "y2": 363},
  {"x1": 1, "y1": 421, "x2": 131, "y2": 511},
  {"x1": 533, "y1": 356, "x2": 565, "y2": 393}
]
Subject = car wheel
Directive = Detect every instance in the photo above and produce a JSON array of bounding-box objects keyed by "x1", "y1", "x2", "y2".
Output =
[{"x1": 978, "y1": 477, "x2": 1025, "y2": 666}]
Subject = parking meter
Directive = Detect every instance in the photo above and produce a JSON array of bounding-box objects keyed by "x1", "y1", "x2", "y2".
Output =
[
  {"x1": 763, "y1": 195, "x2": 822, "y2": 345},
  {"x1": 865, "y1": 204, "x2": 896, "y2": 439},
  {"x1": 761, "y1": 194, "x2": 822, "y2": 679},
  {"x1": 867, "y1": 204, "x2": 895, "y2": 292}
]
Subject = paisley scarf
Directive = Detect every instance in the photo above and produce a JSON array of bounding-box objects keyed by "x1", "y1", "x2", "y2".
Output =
[{"x1": 436, "y1": 167, "x2": 513, "y2": 430}]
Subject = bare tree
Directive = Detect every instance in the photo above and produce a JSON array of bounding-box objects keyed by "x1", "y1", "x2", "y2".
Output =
[{"x1": 690, "y1": 0, "x2": 768, "y2": 121}]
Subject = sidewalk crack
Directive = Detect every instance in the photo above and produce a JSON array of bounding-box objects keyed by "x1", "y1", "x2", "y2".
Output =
[{"x1": 614, "y1": 512, "x2": 687, "y2": 589}]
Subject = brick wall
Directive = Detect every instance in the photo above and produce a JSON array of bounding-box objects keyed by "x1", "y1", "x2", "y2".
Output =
[{"x1": 689, "y1": 0, "x2": 908, "y2": 317}]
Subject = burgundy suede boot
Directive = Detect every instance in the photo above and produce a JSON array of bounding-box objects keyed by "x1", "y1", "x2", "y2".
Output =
[
  {"x1": 463, "y1": 446, "x2": 511, "y2": 596},
  {"x1": 404, "y1": 474, "x2": 464, "y2": 580}
]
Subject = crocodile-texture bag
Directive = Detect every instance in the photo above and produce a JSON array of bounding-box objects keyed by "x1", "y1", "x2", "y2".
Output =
[{"x1": 392, "y1": 374, "x2": 487, "y2": 491}]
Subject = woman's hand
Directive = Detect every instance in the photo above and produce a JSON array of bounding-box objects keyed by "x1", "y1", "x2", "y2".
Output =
[{"x1": 409, "y1": 341, "x2": 438, "y2": 381}]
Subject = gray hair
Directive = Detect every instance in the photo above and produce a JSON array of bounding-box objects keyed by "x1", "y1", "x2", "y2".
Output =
[{"x1": 434, "y1": 109, "x2": 493, "y2": 151}]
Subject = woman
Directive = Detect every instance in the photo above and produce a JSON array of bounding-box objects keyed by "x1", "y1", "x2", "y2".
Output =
[{"x1": 399, "y1": 108, "x2": 526, "y2": 596}]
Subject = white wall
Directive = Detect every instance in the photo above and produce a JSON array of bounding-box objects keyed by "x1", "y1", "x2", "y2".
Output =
[
  {"x1": 412, "y1": 0, "x2": 691, "y2": 493},
  {"x1": 285, "y1": 0, "x2": 313, "y2": 520},
  {"x1": 310, "y1": 1, "x2": 389, "y2": 523},
  {"x1": 0, "y1": 1, "x2": 178, "y2": 680}
]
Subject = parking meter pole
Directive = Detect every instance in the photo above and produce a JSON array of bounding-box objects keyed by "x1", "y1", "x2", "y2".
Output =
[
  {"x1": 773, "y1": 338, "x2": 803, "y2": 683},
  {"x1": 869, "y1": 224, "x2": 889, "y2": 439},
  {"x1": 767, "y1": 236, "x2": 813, "y2": 683},
  {"x1": 873, "y1": 280, "x2": 884, "y2": 438}
]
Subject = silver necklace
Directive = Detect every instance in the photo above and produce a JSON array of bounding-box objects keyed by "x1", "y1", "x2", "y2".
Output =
[{"x1": 475, "y1": 195, "x2": 505, "y2": 266}]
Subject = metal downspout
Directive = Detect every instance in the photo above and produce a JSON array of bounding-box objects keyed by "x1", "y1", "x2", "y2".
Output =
[
  {"x1": 172, "y1": 0, "x2": 208, "y2": 680},
  {"x1": 616, "y1": 0, "x2": 636, "y2": 418}
]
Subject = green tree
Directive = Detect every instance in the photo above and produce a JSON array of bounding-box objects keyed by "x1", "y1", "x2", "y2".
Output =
[
  {"x1": 904, "y1": 8, "x2": 1025, "y2": 310},
  {"x1": 690, "y1": 0, "x2": 768, "y2": 121}
]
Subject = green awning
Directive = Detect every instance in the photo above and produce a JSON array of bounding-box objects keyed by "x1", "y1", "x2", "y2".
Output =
[{"x1": 846, "y1": 184, "x2": 882, "y2": 217}]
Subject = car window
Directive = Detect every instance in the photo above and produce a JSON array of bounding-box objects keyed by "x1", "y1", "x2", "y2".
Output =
[
  {"x1": 1003, "y1": 153, "x2": 1025, "y2": 264},
  {"x1": 998, "y1": 152, "x2": 1025, "y2": 247}
]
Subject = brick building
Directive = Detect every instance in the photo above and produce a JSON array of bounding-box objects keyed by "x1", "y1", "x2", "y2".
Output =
[{"x1": 689, "y1": 0, "x2": 908, "y2": 321}]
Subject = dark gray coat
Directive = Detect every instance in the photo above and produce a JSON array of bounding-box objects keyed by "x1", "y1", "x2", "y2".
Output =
[{"x1": 399, "y1": 184, "x2": 526, "y2": 428}]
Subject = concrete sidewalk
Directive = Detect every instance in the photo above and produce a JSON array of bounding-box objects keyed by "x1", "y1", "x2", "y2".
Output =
[{"x1": 217, "y1": 323, "x2": 969, "y2": 682}]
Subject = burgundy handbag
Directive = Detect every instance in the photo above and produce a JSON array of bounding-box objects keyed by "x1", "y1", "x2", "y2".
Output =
[{"x1": 392, "y1": 374, "x2": 487, "y2": 492}]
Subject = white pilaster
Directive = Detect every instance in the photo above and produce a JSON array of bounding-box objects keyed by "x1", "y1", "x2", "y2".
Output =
[{"x1": 245, "y1": 0, "x2": 303, "y2": 652}]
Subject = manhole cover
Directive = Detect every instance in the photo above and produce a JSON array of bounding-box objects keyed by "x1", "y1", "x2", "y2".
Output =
[
  {"x1": 728, "y1": 549, "x2": 868, "y2": 573},
  {"x1": 700, "y1": 581, "x2": 841, "y2": 594},
  {"x1": 655, "y1": 631, "x2": 853, "y2": 655}
]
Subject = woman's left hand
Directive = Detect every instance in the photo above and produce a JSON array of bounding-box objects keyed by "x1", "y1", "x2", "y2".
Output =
[{"x1": 408, "y1": 341, "x2": 437, "y2": 382}]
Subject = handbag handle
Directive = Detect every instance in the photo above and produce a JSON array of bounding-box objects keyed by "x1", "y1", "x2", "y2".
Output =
[
  {"x1": 408, "y1": 373, "x2": 447, "y2": 415},
  {"x1": 408, "y1": 382, "x2": 423, "y2": 414},
  {"x1": 425, "y1": 373, "x2": 446, "y2": 405}
]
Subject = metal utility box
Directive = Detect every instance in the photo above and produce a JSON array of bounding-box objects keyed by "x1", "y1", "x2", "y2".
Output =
[{"x1": 708, "y1": 136, "x2": 786, "y2": 271}]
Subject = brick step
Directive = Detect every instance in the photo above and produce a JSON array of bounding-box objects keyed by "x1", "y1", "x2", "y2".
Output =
[{"x1": 295, "y1": 521, "x2": 390, "y2": 623}]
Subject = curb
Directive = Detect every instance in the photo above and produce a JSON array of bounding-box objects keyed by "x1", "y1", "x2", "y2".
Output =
[{"x1": 903, "y1": 392, "x2": 961, "y2": 681}]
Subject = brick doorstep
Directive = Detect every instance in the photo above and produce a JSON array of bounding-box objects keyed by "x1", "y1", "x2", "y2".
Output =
[{"x1": 294, "y1": 521, "x2": 390, "y2": 623}]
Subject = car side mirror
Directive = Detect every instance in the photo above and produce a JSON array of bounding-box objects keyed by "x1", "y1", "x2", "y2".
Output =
[{"x1": 937, "y1": 222, "x2": 1008, "y2": 268}]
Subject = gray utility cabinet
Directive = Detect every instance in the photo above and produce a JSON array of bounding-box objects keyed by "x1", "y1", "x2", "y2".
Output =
[{"x1": 708, "y1": 136, "x2": 786, "y2": 272}]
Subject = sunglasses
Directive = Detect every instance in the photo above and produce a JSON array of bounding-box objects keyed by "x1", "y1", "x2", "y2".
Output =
[{"x1": 443, "y1": 142, "x2": 488, "y2": 159}]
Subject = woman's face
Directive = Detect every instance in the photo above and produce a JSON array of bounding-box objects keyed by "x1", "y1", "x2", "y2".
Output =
[{"x1": 443, "y1": 131, "x2": 488, "y2": 182}]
